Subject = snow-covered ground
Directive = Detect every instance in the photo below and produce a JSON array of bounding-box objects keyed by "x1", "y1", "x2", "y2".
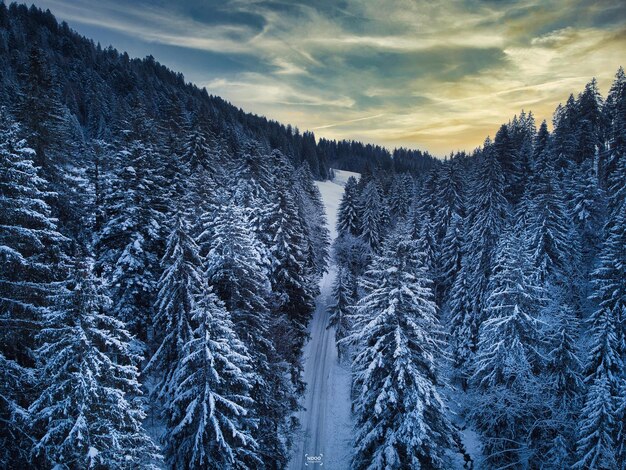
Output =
[{"x1": 288, "y1": 170, "x2": 358, "y2": 470}]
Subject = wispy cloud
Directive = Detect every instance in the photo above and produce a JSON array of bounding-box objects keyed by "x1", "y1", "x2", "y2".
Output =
[
  {"x1": 313, "y1": 114, "x2": 386, "y2": 130},
  {"x1": 32, "y1": 0, "x2": 626, "y2": 155}
]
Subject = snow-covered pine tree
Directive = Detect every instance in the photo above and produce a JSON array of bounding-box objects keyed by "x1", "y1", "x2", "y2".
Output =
[
  {"x1": 145, "y1": 216, "x2": 199, "y2": 403},
  {"x1": 231, "y1": 173, "x2": 273, "y2": 268},
  {"x1": 575, "y1": 202, "x2": 626, "y2": 468},
  {"x1": 164, "y1": 287, "x2": 260, "y2": 469},
  {"x1": 575, "y1": 373, "x2": 618, "y2": 469},
  {"x1": 574, "y1": 78, "x2": 605, "y2": 166},
  {"x1": 547, "y1": 304, "x2": 584, "y2": 401},
  {"x1": 523, "y1": 138, "x2": 579, "y2": 287},
  {"x1": 95, "y1": 138, "x2": 163, "y2": 343},
  {"x1": 265, "y1": 175, "x2": 316, "y2": 386},
  {"x1": 204, "y1": 201, "x2": 296, "y2": 467},
  {"x1": 591, "y1": 201, "x2": 626, "y2": 366},
  {"x1": 204, "y1": 201, "x2": 272, "y2": 350},
  {"x1": 30, "y1": 259, "x2": 160, "y2": 469},
  {"x1": 294, "y1": 163, "x2": 330, "y2": 278},
  {"x1": 464, "y1": 140, "x2": 510, "y2": 341},
  {"x1": 552, "y1": 94, "x2": 580, "y2": 171},
  {"x1": 327, "y1": 266, "x2": 355, "y2": 361},
  {"x1": 181, "y1": 125, "x2": 220, "y2": 172},
  {"x1": 438, "y1": 211, "x2": 464, "y2": 303},
  {"x1": 567, "y1": 159, "x2": 605, "y2": 255},
  {"x1": 387, "y1": 173, "x2": 413, "y2": 222},
  {"x1": 331, "y1": 232, "x2": 372, "y2": 298},
  {"x1": 541, "y1": 302, "x2": 584, "y2": 468},
  {"x1": 358, "y1": 180, "x2": 384, "y2": 251},
  {"x1": 470, "y1": 227, "x2": 545, "y2": 469},
  {"x1": 615, "y1": 373, "x2": 626, "y2": 469},
  {"x1": 337, "y1": 176, "x2": 361, "y2": 237},
  {"x1": 347, "y1": 224, "x2": 455, "y2": 470},
  {"x1": 602, "y1": 67, "x2": 625, "y2": 214},
  {"x1": 0, "y1": 109, "x2": 67, "y2": 464},
  {"x1": 433, "y1": 157, "x2": 464, "y2": 245},
  {"x1": 17, "y1": 47, "x2": 69, "y2": 172},
  {"x1": 493, "y1": 123, "x2": 523, "y2": 204},
  {"x1": 446, "y1": 253, "x2": 476, "y2": 388},
  {"x1": 415, "y1": 211, "x2": 438, "y2": 285}
]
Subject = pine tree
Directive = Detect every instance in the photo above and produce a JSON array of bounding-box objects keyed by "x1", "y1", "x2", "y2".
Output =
[
  {"x1": 164, "y1": 288, "x2": 260, "y2": 469},
  {"x1": 575, "y1": 375, "x2": 618, "y2": 469},
  {"x1": 591, "y1": 202, "x2": 626, "y2": 366},
  {"x1": 181, "y1": 126, "x2": 220, "y2": 172},
  {"x1": 493, "y1": 123, "x2": 523, "y2": 203},
  {"x1": 553, "y1": 95, "x2": 580, "y2": 169},
  {"x1": 575, "y1": 78, "x2": 605, "y2": 165},
  {"x1": 358, "y1": 181, "x2": 383, "y2": 250},
  {"x1": 0, "y1": 109, "x2": 66, "y2": 464},
  {"x1": 17, "y1": 46, "x2": 68, "y2": 171},
  {"x1": 438, "y1": 212, "x2": 464, "y2": 302},
  {"x1": 265, "y1": 178, "x2": 315, "y2": 385},
  {"x1": 204, "y1": 202, "x2": 296, "y2": 467},
  {"x1": 464, "y1": 141, "x2": 509, "y2": 342},
  {"x1": 615, "y1": 374, "x2": 626, "y2": 469},
  {"x1": 337, "y1": 176, "x2": 361, "y2": 237},
  {"x1": 524, "y1": 145, "x2": 579, "y2": 286},
  {"x1": 146, "y1": 217, "x2": 199, "y2": 402},
  {"x1": 446, "y1": 254, "x2": 476, "y2": 388},
  {"x1": 415, "y1": 212, "x2": 438, "y2": 281},
  {"x1": 575, "y1": 307, "x2": 622, "y2": 468},
  {"x1": 331, "y1": 232, "x2": 372, "y2": 291},
  {"x1": 347, "y1": 227, "x2": 455, "y2": 469},
  {"x1": 434, "y1": 157, "x2": 464, "y2": 245},
  {"x1": 30, "y1": 259, "x2": 160, "y2": 469},
  {"x1": 95, "y1": 139, "x2": 163, "y2": 343},
  {"x1": 574, "y1": 201, "x2": 626, "y2": 468},
  {"x1": 547, "y1": 305, "x2": 584, "y2": 402},
  {"x1": 204, "y1": 202, "x2": 272, "y2": 348},
  {"x1": 541, "y1": 303, "x2": 584, "y2": 468},
  {"x1": 327, "y1": 266, "x2": 355, "y2": 360},
  {"x1": 294, "y1": 163, "x2": 330, "y2": 278},
  {"x1": 567, "y1": 158, "x2": 604, "y2": 256},
  {"x1": 388, "y1": 173, "x2": 413, "y2": 222},
  {"x1": 470, "y1": 228, "x2": 545, "y2": 468},
  {"x1": 603, "y1": 67, "x2": 625, "y2": 213}
]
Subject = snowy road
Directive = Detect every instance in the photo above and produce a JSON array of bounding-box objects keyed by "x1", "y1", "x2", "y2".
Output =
[{"x1": 288, "y1": 171, "x2": 358, "y2": 470}]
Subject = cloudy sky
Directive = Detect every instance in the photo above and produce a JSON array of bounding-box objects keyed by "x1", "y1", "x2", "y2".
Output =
[{"x1": 32, "y1": 0, "x2": 625, "y2": 155}]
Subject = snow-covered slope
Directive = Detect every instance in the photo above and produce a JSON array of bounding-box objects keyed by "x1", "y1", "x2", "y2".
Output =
[
  {"x1": 315, "y1": 169, "x2": 360, "y2": 240},
  {"x1": 289, "y1": 170, "x2": 358, "y2": 470}
]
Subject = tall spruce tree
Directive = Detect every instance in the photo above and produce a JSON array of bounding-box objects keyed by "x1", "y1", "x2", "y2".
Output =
[
  {"x1": 294, "y1": 163, "x2": 330, "y2": 278},
  {"x1": 358, "y1": 181, "x2": 384, "y2": 250},
  {"x1": 347, "y1": 226, "x2": 455, "y2": 469},
  {"x1": 336, "y1": 176, "x2": 361, "y2": 237},
  {"x1": 327, "y1": 266, "x2": 355, "y2": 361},
  {"x1": 163, "y1": 288, "x2": 260, "y2": 469},
  {"x1": 470, "y1": 228, "x2": 545, "y2": 469},
  {"x1": 575, "y1": 203, "x2": 626, "y2": 469},
  {"x1": 0, "y1": 110, "x2": 66, "y2": 464},
  {"x1": 146, "y1": 217, "x2": 199, "y2": 402},
  {"x1": 463, "y1": 141, "x2": 509, "y2": 351},
  {"x1": 30, "y1": 259, "x2": 160, "y2": 469},
  {"x1": 204, "y1": 201, "x2": 296, "y2": 468},
  {"x1": 265, "y1": 177, "x2": 315, "y2": 387},
  {"x1": 95, "y1": 139, "x2": 163, "y2": 343}
]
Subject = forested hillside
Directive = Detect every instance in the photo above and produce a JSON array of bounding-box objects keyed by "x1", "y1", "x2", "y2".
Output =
[
  {"x1": 332, "y1": 74, "x2": 626, "y2": 468},
  {"x1": 0, "y1": 3, "x2": 339, "y2": 468},
  {"x1": 1, "y1": 2, "x2": 625, "y2": 469}
]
